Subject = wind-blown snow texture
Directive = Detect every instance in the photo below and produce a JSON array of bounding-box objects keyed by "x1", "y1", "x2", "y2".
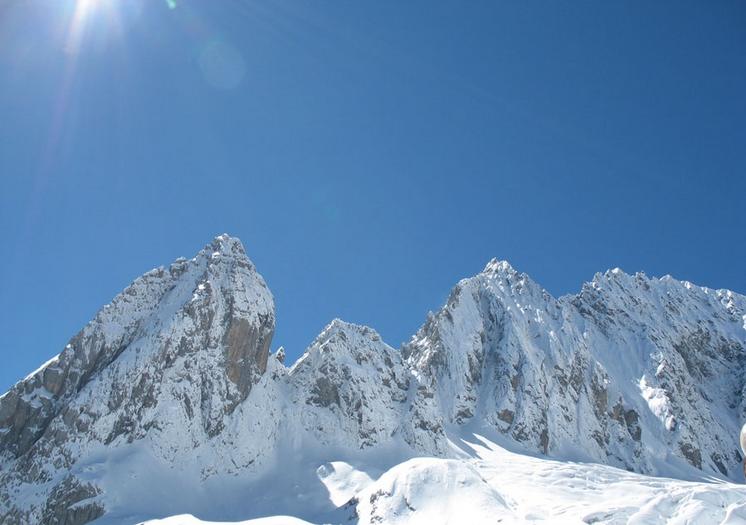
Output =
[{"x1": 1, "y1": 235, "x2": 744, "y2": 524}]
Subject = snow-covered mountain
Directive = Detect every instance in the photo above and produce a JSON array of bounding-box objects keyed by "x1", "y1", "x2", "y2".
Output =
[
  {"x1": 403, "y1": 259, "x2": 746, "y2": 478},
  {"x1": 1, "y1": 235, "x2": 745, "y2": 524}
]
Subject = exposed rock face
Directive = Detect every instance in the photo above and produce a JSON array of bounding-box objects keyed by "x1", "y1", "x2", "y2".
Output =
[
  {"x1": 1, "y1": 238, "x2": 745, "y2": 524},
  {"x1": 0, "y1": 235, "x2": 275, "y2": 524},
  {"x1": 41, "y1": 477, "x2": 104, "y2": 525}
]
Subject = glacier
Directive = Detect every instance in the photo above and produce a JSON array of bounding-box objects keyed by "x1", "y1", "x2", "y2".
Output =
[{"x1": 0, "y1": 234, "x2": 744, "y2": 524}]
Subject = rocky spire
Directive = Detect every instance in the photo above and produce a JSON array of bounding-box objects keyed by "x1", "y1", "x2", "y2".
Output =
[{"x1": 0, "y1": 235, "x2": 275, "y2": 524}]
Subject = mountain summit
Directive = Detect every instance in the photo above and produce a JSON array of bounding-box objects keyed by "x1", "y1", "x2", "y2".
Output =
[{"x1": 1, "y1": 235, "x2": 745, "y2": 524}]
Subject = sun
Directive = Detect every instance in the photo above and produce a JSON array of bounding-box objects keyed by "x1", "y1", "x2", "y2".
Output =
[
  {"x1": 73, "y1": 0, "x2": 99, "y2": 19},
  {"x1": 65, "y1": 0, "x2": 104, "y2": 55}
]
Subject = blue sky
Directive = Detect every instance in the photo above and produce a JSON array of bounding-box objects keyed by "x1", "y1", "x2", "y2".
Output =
[{"x1": 1, "y1": 1, "x2": 744, "y2": 392}]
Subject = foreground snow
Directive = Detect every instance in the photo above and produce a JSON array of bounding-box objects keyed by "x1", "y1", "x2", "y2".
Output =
[
  {"x1": 136, "y1": 434, "x2": 746, "y2": 525},
  {"x1": 143, "y1": 517, "x2": 314, "y2": 525}
]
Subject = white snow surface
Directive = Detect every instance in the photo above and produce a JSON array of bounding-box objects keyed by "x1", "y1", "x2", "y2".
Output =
[
  {"x1": 142, "y1": 516, "x2": 314, "y2": 525},
  {"x1": 136, "y1": 434, "x2": 746, "y2": 525},
  {"x1": 1, "y1": 236, "x2": 745, "y2": 525}
]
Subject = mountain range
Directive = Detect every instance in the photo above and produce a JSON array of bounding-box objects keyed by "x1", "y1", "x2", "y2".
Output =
[{"x1": 1, "y1": 234, "x2": 745, "y2": 524}]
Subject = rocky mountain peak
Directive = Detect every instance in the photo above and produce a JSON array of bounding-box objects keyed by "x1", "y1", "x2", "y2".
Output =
[
  {"x1": 208, "y1": 233, "x2": 250, "y2": 257},
  {"x1": 0, "y1": 235, "x2": 276, "y2": 524},
  {"x1": 482, "y1": 258, "x2": 516, "y2": 276},
  {"x1": 288, "y1": 319, "x2": 411, "y2": 449},
  {"x1": 405, "y1": 260, "x2": 746, "y2": 477}
]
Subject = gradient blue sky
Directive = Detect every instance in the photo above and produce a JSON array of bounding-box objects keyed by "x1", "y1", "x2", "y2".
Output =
[{"x1": 1, "y1": 1, "x2": 744, "y2": 392}]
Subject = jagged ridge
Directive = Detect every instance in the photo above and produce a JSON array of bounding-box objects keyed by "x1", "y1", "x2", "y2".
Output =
[{"x1": 0, "y1": 237, "x2": 744, "y2": 524}]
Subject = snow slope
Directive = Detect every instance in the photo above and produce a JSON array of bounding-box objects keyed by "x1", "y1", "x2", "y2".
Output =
[
  {"x1": 140, "y1": 433, "x2": 746, "y2": 525},
  {"x1": 1, "y1": 235, "x2": 744, "y2": 524},
  {"x1": 143, "y1": 517, "x2": 314, "y2": 525}
]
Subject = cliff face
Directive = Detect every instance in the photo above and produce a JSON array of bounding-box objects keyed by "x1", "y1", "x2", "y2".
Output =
[
  {"x1": 0, "y1": 235, "x2": 275, "y2": 524},
  {"x1": 0, "y1": 236, "x2": 744, "y2": 524}
]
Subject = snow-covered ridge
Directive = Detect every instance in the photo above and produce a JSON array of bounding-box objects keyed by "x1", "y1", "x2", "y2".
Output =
[
  {"x1": 0, "y1": 238, "x2": 744, "y2": 525},
  {"x1": 405, "y1": 259, "x2": 745, "y2": 478}
]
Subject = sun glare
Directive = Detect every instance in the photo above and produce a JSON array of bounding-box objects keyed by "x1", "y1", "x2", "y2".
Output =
[
  {"x1": 77, "y1": 0, "x2": 96, "y2": 12},
  {"x1": 73, "y1": 0, "x2": 101, "y2": 23},
  {"x1": 66, "y1": 0, "x2": 98, "y2": 54}
]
